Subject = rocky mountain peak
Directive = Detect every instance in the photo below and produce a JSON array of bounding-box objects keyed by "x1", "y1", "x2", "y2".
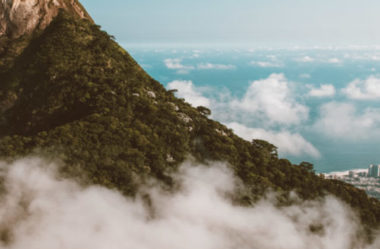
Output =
[{"x1": 0, "y1": 0, "x2": 92, "y2": 39}]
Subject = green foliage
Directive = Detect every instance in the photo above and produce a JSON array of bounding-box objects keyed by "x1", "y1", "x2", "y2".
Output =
[
  {"x1": 196, "y1": 106, "x2": 212, "y2": 116},
  {"x1": 0, "y1": 11, "x2": 378, "y2": 234}
]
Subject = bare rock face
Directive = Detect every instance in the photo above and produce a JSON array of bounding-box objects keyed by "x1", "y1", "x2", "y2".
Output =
[
  {"x1": 0, "y1": 0, "x2": 92, "y2": 39},
  {"x1": 0, "y1": 0, "x2": 93, "y2": 110}
]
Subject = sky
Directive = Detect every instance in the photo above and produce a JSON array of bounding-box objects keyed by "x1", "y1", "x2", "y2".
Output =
[{"x1": 81, "y1": 0, "x2": 380, "y2": 47}]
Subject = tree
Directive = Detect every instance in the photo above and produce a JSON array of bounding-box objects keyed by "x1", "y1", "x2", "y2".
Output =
[
  {"x1": 197, "y1": 106, "x2": 211, "y2": 116},
  {"x1": 252, "y1": 139, "x2": 278, "y2": 159},
  {"x1": 299, "y1": 161, "x2": 315, "y2": 173}
]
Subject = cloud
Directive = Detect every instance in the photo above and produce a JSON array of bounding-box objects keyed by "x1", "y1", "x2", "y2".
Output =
[
  {"x1": 343, "y1": 76, "x2": 380, "y2": 100},
  {"x1": 266, "y1": 55, "x2": 278, "y2": 60},
  {"x1": 250, "y1": 61, "x2": 282, "y2": 68},
  {"x1": 313, "y1": 102, "x2": 380, "y2": 140},
  {"x1": 0, "y1": 157, "x2": 377, "y2": 249},
  {"x1": 342, "y1": 53, "x2": 380, "y2": 62},
  {"x1": 164, "y1": 58, "x2": 194, "y2": 74},
  {"x1": 230, "y1": 74, "x2": 309, "y2": 126},
  {"x1": 197, "y1": 63, "x2": 236, "y2": 70},
  {"x1": 164, "y1": 59, "x2": 235, "y2": 72},
  {"x1": 167, "y1": 75, "x2": 313, "y2": 157},
  {"x1": 167, "y1": 80, "x2": 210, "y2": 108},
  {"x1": 296, "y1": 57, "x2": 341, "y2": 64},
  {"x1": 308, "y1": 84, "x2": 336, "y2": 97},
  {"x1": 297, "y1": 56, "x2": 315, "y2": 62},
  {"x1": 164, "y1": 58, "x2": 188, "y2": 69},
  {"x1": 327, "y1": 58, "x2": 341, "y2": 64},
  {"x1": 227, "y1": 122, "x2": 321, "y2": 158},
  {"x1": 250, "y1": 55, "x2": 282, "y2": 68},
  {"x1": 191, "y1": 49, "x2": 201, "y2": 58}
]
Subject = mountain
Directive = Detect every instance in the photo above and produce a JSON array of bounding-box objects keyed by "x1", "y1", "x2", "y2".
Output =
[
  {"x1": 0, "y1": 0, "x2": 92, "y2": 74},
  {"x1": 0, "y1": 0, "x2": 91, "y2": 40},
  {"x1": 0, "y1": 1, "x2": 379, "y2": 240}
]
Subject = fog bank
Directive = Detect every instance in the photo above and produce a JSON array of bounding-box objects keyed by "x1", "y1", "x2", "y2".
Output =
[{"x1": 0, "y1": 158, "x2": 378, "y2": 249}]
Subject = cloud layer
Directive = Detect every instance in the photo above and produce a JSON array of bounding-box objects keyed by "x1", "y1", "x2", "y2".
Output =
[
  {"x1": 167, "y1": 80, "x2": 211, "y2": 107},
  {"x1": 228, "y1": 122, "x2": 321, "y2": 158},
  {"x1": 308, "y1": 84, "x2": 336, "y2": 97},
  {"x1": 230, "y1": 74, "x2": 309, "y2": 126},
  {"x1": 343, "y1": 76, "x2": 380, "y2": 100},
  {"x1": 0, "y1": 158, "x2": 378, "y2": 249},
  {"x1": 167, "y1": 74, "x2": 318, "y2": 158},
  {"x1": 164, "y1": 58, "x2": 236, "y2": 73},
  {"x1": 313, "y1": 102, "x2": 380, "y2": 140},
  {"x1": 250, "y1": 61, "x2": 282, "y2": 68},
  {"x1": 197, "y1": 63, "x2": 236, "y2": 70}
]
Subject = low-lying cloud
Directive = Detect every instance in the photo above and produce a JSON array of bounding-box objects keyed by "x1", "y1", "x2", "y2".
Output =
[
  {"x1": 166, "y1": 74, "x2": 316, "y2": 158},
  {"x1": 197, "y1": 63, "x2": 236, "y2": 70},
  {"x1": 167, "y1": 80, "x2": 210, "y2": 108},
  {"x1": 230, "y1": 74, "x2": 309, "y2": 126},
  {"x1": 164, "y1": 58, "x2": 194, "y2": 70},
  {"x1": 327, "y1": 58, "x2": 341, "y2": 64},
  {"x1": 164, "y1": 59, "x2": 236, "y2": 73},
  {"x1": 164, "y1": 58, "x2": 194, "y2": 74},
  {"x1": 0, "y1": 158, "x2": 378, "y2": 249},
  {"x1": 343, "y1": 76, "x2": 380, "y2": 100},
  {"x1": 296, "y1": 56, "x2": 315, "y2": 63},
  {"x1": 250, "y1": 61, "x2": 283, "y2": 68},
  {"x1": 313, "y1": 102, "x2": 380, "y2": 140},
  {"x1": 308, "y1": 84, "x2": 336, "y2": 97},
  {"x1": 228, "y1": 122, "x2": 321, "y2": 158}
]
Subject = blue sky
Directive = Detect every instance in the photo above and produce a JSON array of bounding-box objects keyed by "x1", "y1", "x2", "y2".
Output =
[{"x1": 81, "y1": 0, "x2": 380, "y2": 46}]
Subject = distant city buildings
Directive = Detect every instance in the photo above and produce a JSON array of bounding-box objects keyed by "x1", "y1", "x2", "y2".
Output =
[
  {"x1": 325, "y1": 165, "x2": 380, "y2": 200},
  {"x1": 349, "y1": 171, "x2": 355, "y2": 178},
  {"x1": 368, "y1": 164, "x2": 380, "y2": 178},
  {"x1": 358, "y1": 172, "x2": 367, "y2": 177}
]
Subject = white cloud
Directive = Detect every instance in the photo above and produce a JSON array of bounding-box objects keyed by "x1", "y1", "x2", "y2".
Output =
[
  {"x1": 250, "y1": 61, "x2": 282, "y2": 68},
  {"x1": 230, "y1": 74, "x2": 309, "y2": 126},
  {"x1": 266, "y1": 55, "x2": 278, "y2": 60},
  {"x1": 342, "y1": 76, "x2": 380, "y2": 100},
  {"x1": 308, "y1": 84, "x2": 336, "y2": 97},
  {"x1": 227, "y1": 122, "x2": 320, "y2": 158},
  {"x1": 342, "y1": 53, "x2": 380, "y2": 61},
  {"x1": 164, "y1": 58, "x2": 186, "y2": 69},
  {"x1": 328, "y1": 58, "x2": 341, "y2": 64},
  {"x1": 167, "y1": 80, "x2": 210, "y2": 108},
  {"x1": 167, "y1": 75, "x2": 314, "y2": 157},
  {"x1": 164, "y1": 58, "x2": 194, "y2": 74},
  {"x1": 313, "y1": 102, "x2": 380, "y2": 140},
  {"x1": 370, "y1": 55, "x2": 380, "y2": 61},
  {"x1": 197, "y1": 63, "x2": 236, "y2": 70},
  {"x1": 164, "y1": 59, "x2": 236, "y2": 72},
  {"x1": 297, "y1": 56, "x2": 315, "y2": 62},
  {"x1": 191, "y1": 49, "x2": 201, "y2": 58},
  {"x1": 296, "y1": 57, "x2": 341, "y2": 64},
  {"x1": 0, "y1": 158, "x2": 376, "y2": 249}
]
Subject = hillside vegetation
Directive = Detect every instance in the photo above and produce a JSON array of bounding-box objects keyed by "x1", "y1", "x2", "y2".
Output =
[{"x1": 0, "y1": 12, "x2": 378, "y2": 236}]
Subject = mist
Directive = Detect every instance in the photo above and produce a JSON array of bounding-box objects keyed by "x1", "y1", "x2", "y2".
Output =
[{"x1": 0, "y1": 157, "x2": 378, "y2": 249}]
